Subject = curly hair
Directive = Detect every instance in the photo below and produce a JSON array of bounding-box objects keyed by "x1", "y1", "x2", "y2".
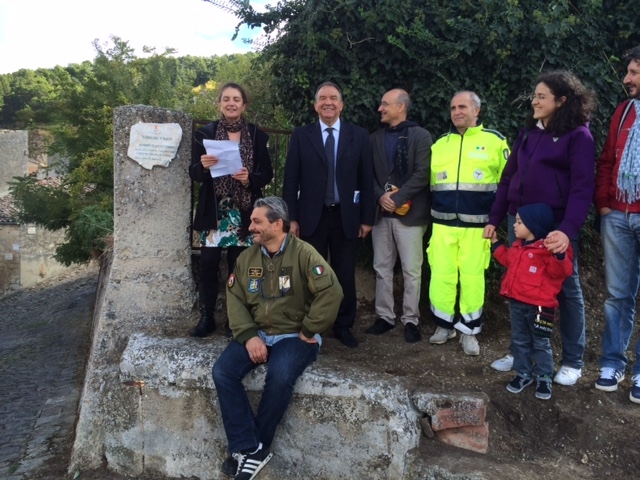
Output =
[
  {"x1": 624, "y1": 45, "x2": 640, "y2": 67},
  {"x1": 525, "y1": 70, "x2": 596, "y2": 135}
]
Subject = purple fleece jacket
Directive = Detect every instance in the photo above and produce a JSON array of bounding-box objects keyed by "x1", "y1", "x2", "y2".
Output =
[{"x1": 488, "y1": 125, "x2": 595, "y2": 240}]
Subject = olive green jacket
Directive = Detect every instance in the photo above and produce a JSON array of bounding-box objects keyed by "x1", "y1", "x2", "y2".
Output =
[{"x1": 227, "y1": 234, "x2": 343, "y2": 344}]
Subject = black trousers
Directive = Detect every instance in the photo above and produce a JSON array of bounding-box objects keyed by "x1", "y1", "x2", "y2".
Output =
[
  {"x1": 302, "y1": 206, "x2": 357, "y2": 330},
  {"x1": 199, "y1": 246, "x2": 245, "y2": 311}
]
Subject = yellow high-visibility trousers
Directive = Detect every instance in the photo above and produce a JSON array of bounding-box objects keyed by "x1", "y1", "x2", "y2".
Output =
[{"x1": 427, "y1": 223, "x2": 490, "y2": 334}]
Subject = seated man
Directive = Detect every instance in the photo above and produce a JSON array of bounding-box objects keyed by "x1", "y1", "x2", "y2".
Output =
[{"x1": 212, "y1": 196, "x2": 343, "y2": 480}]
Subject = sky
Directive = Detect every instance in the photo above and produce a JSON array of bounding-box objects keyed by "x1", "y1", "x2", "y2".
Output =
[{"x1": 0, "y1": 0, "x2": 264, "y2": 74}]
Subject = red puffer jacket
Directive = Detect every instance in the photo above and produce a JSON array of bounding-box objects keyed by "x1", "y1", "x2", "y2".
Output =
[{"x1": 493, "y1": 239, "x2": 573, "y2": 308}]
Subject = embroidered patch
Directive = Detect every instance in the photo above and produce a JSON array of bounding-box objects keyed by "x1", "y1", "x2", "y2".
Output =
[
  {"x1": 436, "y1": 171, "x2": 448, "y2": 181},
  {"x1": 529, "y1": 266, "x2": 537, "y2": 273},
  {"x1": 248, "y1": 278, "x2": 260, "y2": 293},
  {"x1": 227, "y1": 274, "x2": 236, "y2": 288},
  {"x1": 248, "y1": 267, "x2": 263, "y2": 278},
  {"x1": 476, "y1": 146, "x2": 485, "y2": 151},
  {"x1": 473, "y1": 169, "x2": 484, "y2": 180},
  {"x1": 312, "y1": 265, "x2": 324, "y2": 275}
]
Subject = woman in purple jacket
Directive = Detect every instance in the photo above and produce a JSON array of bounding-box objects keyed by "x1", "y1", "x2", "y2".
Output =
[{"x1": 483, "y1": 71, "x2": 596, "y2": 386}]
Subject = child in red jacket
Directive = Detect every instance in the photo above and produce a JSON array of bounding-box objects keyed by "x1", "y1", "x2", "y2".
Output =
[{"x1": 491, "y1": 203, "x2": 573, "y2": 400}]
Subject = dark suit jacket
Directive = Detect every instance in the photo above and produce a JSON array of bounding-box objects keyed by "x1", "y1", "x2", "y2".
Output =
[
  {"x1": 370, "y1": 125, "x2": 432, "y2": 227},
  {"x1": 283, "y1": 121, "x2": 375, "y2": 239}
]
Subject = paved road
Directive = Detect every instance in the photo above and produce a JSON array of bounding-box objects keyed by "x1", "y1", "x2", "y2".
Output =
[{"x1": 0, "y1": 266, "x2": 97, "y2": 480}]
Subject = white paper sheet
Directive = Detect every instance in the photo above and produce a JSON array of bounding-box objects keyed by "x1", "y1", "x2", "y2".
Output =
[{"x1": 203, "y1": 139, "x2": 243, "y2": 178}]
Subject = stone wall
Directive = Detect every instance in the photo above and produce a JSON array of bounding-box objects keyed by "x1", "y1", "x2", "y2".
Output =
[
  {"x1": 0, "y1": 130, "x2": 28, "y2": 197},
  {"x1": 0, "y1": 223, "x2": 20, "y2": 295}
]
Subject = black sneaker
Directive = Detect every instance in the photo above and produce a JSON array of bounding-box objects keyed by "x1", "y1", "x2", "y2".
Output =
[
  {"x1": 404, "y1": 323, "x2": 421, "y2": 343},
  {"x1": 365, "y1": 317, "x2": 395, "y2": 335},
  {"x1": 535, "y1": 376, "x2": 552, "y2": 400},
  {"x1": 235, "y1": 443, "x2": 273, "y2": 480},
  {"x1": 506, "y1": 374, "x2": 534, "y2": 393},
  {"x1": 221, "y1": 453, "x2": 240, "y2": 477}
]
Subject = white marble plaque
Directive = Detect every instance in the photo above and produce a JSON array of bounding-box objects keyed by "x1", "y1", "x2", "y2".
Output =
[{"x1": 127, "y1": 123, "x2": 183, "y2": 170}]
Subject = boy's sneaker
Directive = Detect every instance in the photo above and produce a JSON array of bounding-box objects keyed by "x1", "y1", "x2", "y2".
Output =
[
  {"x1": 535, "y1": 376, "x2": 553, "y2": 400},
  {"x1": 490, "y1": 354, "x2": 514, "y2": 372},
  {"x1": 553, "y1": 366, "x2": 582, "y2": 386},
  {"x1": 235, "y1": 443, "x2": 273, "y2": 480},
  {"x1": 506, "y1": 374, "x2": 534, "y2": 393},
  {"x1": 595, "y1": 367, "x2": 625, "y2": 392},
  {"x1": 630, "y1": 374, "x2": 640, "y2": 404},
  {"x1": 221, "y1": 453, "x2": 240, "y2": 477},
  {"x1": 429, "y1": 327, "x2": 456, "y2": 344}
]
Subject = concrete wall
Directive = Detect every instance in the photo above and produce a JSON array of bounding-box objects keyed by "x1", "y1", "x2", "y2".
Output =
[
  {"x1": 0, "y1": 130, "x2": 28, "y2": 196},
  {"x1": 71, "y1": 106, "x2": 195, "y2": 472}
]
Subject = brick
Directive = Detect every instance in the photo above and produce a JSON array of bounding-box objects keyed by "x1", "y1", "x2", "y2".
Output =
[
  {"x1": 430, "y1": 400, "x2": 487, "y2": 431},
  {"x1": 435, "y1": 422, "x2": 489, "y2": 454}
]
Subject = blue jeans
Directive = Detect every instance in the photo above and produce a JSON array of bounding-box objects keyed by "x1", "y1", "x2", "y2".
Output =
[
  {"x1": 507, "y1": 214, "x2": 585, "y2": 369},
  {"x1": 509, "y1": 299, "x2": 554, "y2": 378},
  {"x1": 600, "y1": 210, "x2": 640, "y2": 375},
  {"x1": 212, "y1": 337, "x2": 319, "y2": 453}
]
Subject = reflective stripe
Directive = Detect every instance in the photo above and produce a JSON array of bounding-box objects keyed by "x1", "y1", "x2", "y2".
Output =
[
  {"x1": 431, "y1": 183, "x2": 498, "y2": 192},
  {"x1": 431, "y1": 210, "x2": 457, "y2": 220},
  {"x1": 458, "y1": 213, "x2": 489, "y2": 223},
  {"x1": 431, "y1": 210, "x2": 488, "y2": 223},
  {"x1": 430, "y1": 303, "x2": 455, "y2": 323},
  {"x1": 461, "y1": 308, "x2": 483, "y2": 322}
]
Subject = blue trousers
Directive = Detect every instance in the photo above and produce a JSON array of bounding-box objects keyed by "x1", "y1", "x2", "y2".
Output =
[
  {"x1": 600, "y1": 210, "x2": 640, "y2": 376},
  {"x1": 212, "y1": 337, "x2": 319, "y2": 453},
  {"x1": 510, "y1": 299, "x2": 554, "y2": 378}
]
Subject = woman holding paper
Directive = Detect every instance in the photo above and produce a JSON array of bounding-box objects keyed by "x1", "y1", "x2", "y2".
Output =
[{"x1": 188, "y1": 82, "x2": 273, "y2": 337}]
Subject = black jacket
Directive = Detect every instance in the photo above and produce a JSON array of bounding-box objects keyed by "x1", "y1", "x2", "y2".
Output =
[{"x1": 189, "y1": 120, "x2": 273, "y2": 231}]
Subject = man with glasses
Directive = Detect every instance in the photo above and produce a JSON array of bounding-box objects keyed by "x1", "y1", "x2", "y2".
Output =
[
  {"x1": 212, "y1": 196, "x2": 343, "y2": 479},
  {"x1": 365, "y1": 88, "x2": 432, "y2": 343}
]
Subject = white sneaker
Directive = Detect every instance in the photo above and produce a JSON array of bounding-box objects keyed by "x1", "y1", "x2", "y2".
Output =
[
  {"x1": 429, "y1": 326, "x2": 456, "y2": 344},
  {"x1": 553, "y1": 365, "x2": 582, "y2": 386},
  {"x1": 491, "y1": 354, "x2": 514, "y2": 372},
  {"x1": 460, "y1": 334, "x2": 480, "y2": 356}
]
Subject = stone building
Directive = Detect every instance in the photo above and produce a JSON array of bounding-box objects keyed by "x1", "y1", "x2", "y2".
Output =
[{"x1": 0, "y1": 129, "x2": 68, "y2": 296}]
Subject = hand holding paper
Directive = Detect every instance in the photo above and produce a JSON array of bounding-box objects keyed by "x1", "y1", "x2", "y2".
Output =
[{"x1": 203, "y1": 139, "x2": 243, "y2": 178}]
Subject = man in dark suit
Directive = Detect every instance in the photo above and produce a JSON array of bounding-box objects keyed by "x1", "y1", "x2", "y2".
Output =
[
  {"x1": 283, "y1": 81, "x2": 375, "y2": 348},
  {"x1": 366, "y1": 88, "x2": 432, "y2": 343}
]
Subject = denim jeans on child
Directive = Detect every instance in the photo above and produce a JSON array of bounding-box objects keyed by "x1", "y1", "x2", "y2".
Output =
[
  {"x1": 507, "y1": 214, "x2": 585, "y2": 369},
  {"x1": 600, "y1": 209, "x2": 640, "y2": 376},
  {"x1": 509, "y1": 299, "x2": 554, "y2": 378},
  {"x1": 212, "y1": 336, "x2": 319, "y2": 453}
]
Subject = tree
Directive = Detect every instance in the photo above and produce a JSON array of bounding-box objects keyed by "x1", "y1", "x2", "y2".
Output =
[
  {"x1": 208, "y1": 0, "x2": 640, "y2": 148},
  {"x1": 4, "y1": 36, "x2": 276, "y2": 265}
]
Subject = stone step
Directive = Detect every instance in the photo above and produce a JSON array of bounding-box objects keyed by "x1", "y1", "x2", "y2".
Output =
[{"x1": 115, "y1": 334, "x2": 489, "y2": 479}]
